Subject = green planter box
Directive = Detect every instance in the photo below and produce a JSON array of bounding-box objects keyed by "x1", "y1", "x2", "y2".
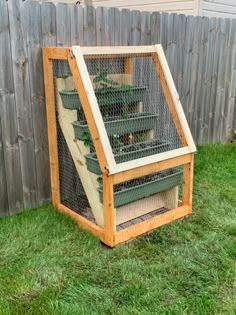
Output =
[
  {"x1": 98, "y1": 168, "x2": 183, "y2": 208},
  {"x1": 72, "y1": 112, "x2": 158, "y2": 140},
  {"x1": 59, "y1": 86, "x2": 147, "y2": 110},
  {"x1": 85, "y1": 140, "x2": 170, "y2": 175}
]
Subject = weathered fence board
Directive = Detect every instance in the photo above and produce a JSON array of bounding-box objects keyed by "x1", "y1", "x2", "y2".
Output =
[
  {"x1": 23, "y1": 1, "x2": 51, "y2": 204},
  {"x1": 0, "y1": 0, "x2": 23, "y2": 214},
  {"x1": 0, "y1": 1, "x2": 235, "y2": 216},
  {"x1": 8, "y1": 0, "x2": 37, "y2": 208},
  {"x1": 0, "y1": 118, "x2": 8, "y2": 216}
]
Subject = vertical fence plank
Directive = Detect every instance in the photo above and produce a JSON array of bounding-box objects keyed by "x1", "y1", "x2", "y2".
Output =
[
  {"x1": 70, "y1": 4, "x2": 84, "y2": 46},
  {"x1": 96, "y1": 6, "x2": 109, "y2": 46},
  {"x1": 225, "y1": 20, "x2": 236, "y2": 139},
  {"x1": 41, "y1": 2, "x2": 57, "y2": 47},
  {"x1": 8, "y1": 0, "x2": 37, "y2": 209},
  {"x1": 130, "y1": 10, "x2": 141, "y2": 46},
  {"x1": 217, "y1": 18, "x2": 231, "y2": 142},
  {"x1": 0, "y1": 117, "x2": 9, "y2": 216},
  {"x1": 195, "y1": 16, "x2": 209, "y2": 144},
  {"x1": 83, "y1": 5, "x2": 96, "y2": 46},
  {"x1": 0, "y1": 0, "x2": 23, "y2": 214},
  {"x1": 150, "y1": 11, "x2": 161, "y2": 45},
  {"x1": 56, "y1": 3, "x2": 71, "y2": 47},
  {"x1": 181, "y1": 15, "x2": 195, "y2": 123},
  {"x1": 140, "y1": 11, "x2": 151, "y2": 45},
  {"x1": 120, "y1": 9, "x2": 131, "y2": 45},
  {"x1": 208, "y1": 18, "x2": 221, "y2": 143},
  {"x1": 201, "y1": 18, "x2": 218, "y2": 144},
  {"x1": 188, "y1": 16, "x2": 203, "y2": 141},
  {"x1": 23, "y1": 1, "x2": 51, "y2": 204},
  {"x1": 176, "y1": 14, "x2": 187, "y2": 98},
  {"x1": 107, "y1": 7, "x2": 120, "y2": 46}
]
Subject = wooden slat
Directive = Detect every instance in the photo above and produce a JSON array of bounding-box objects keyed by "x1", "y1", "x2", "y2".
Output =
[
  {"x1": 80, "y1": 46, "x2": 156, "y2": 55},
  {"x1": 109, "y1": 147, "x2": 191, "y2": 176},
  {"x1": 114, "y1": 205, "x2": 191, "y2": 245},
  {"x1": 83, "y1": 5, "x2": 96, "y2": 46},
  {"x1": 150, "y1": 11, "x2": 161, "y2": 44},
  {"x1": 108, "y1": 7, "x2": 120, "y2": 45},
  {"x1": 0, "y1": 0, "x2": 23, "y2": 214},
  {"x1": 0, "y1": 118, "x2": 9, "y2": 216},
  {"x1": 69, "y1": 47, "x2": 113, "y2": 172},
  {"x1": 41, "y1": 2, "x2": 57, "y2": 47},
  {"x1": 24, "y1": 1, "x2": 51, "y2": 204},
  {"x1": 182, "y1": 154, "x2": 194, "y2": 209},
  {"x1": 43, "y1": 47, "x2": 68, "y2": 59},
  {"x1": 103, "y1": 174, "x2": 115, "y2": 246},
  {"x1": 55, "y1": 77, "x2": 105, "y2": 227},
  {"x1": 130, "y1": 10, "x2": 141, "y2": 45},
  {"x1": 141, "y1": 11, "x2": 151, "y2": 45},
  {"x1": 120, "y1": 8, "x2": 131, "y2": 45},
  {"x1": 56, "y1": 3, "x2": 71, "y2": 47},
  {"x1": 70, "y1": 4, "x2": 84, "y2": 46},
  {"x1": 42, "y1": 50, "x2": 60, "y2": 206},
  {"x1": 96, "y1": 6, "x2": 109, "y2": 46},
  {"x1": 8, "y1": 0, "x2": 37, "y2": 208},
  {"x1": 113, "y1": 152, "x2": 192, "y2": 185}
]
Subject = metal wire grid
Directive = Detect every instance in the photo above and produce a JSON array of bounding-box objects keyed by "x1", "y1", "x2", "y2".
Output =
[
  {"x1": 56, "y1": 119, "x2": 96, "y2": 222},
  {"x1": 53, "y1": 59, "x2": 95, "y2": 222},
  {"x1": 53, "y1": 56, "x2": 184, "y2": 229},
  {"x1": 83, "y1": 54, "x2": 183, "y2": 166}
]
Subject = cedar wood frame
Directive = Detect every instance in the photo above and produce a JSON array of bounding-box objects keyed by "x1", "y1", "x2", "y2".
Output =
[{"x1": 42, "y1": 45, "x2": 196, "y2": 247}]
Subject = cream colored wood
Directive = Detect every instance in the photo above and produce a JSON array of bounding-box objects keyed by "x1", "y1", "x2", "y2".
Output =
[
  {"x1": 116, "y1": 186, "x2": 178, "y2": 225},
  {"x1": 80, "y1": 45, "x2": 156, "y2": 55},
  {"x1": 71, "y1": 46, "x2": 116, "y2": 172},
  {"x1": 71, "y1": 45, "x2": 195, "y2": 175},
  {"x1": 55, "y1": 77, "x2": 105, "y2": 227},
  {"x1": 109, "y1": 147, "x2": 191, "y2": 175},
  {"x1": 154, "y1": 45, "x2": 197, "y2": 153},
  {"x1": 114, "y1": 205, "x2": 191, "y2": 246}
]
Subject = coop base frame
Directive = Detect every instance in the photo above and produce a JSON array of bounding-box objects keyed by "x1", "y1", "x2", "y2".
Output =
[{"x1": 43, "y1": 46, "x2": 194, "y2": 247}]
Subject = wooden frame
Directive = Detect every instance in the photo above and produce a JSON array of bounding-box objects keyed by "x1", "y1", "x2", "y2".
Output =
[{"x1": 42, "y1": 45, "x2": 195, "y2": 247}]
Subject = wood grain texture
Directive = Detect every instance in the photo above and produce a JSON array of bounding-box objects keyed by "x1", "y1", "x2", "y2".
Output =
[
  {"x1": 114, "y1": 205, "x2": 191, "y2": 246},
  {"x1": 24, "y1": 1, "x2": 51, "y2": 204},
  {"x1": 9, "y1": 0, "x2": 38, "y2": 208},
  {"x1": 103, "y1": 174, "x2": 115, "y2": 245},
  {"x1": 42, "y1": 51, "x2": 60, "y2": 206},
  {"x1": 2, "y1": 2, "x2": 236, "y2": 216},
  {"x1": 0, "y1": 118, "x2": 9, "y2": 216},
  {"x1": 0, "y1": 0, "x2": 23, "y2": 215}
]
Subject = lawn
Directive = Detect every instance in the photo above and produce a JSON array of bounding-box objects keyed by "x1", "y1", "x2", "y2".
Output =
[{"x1": 0, "y1": 144, "x2": 236, "y2": 315}]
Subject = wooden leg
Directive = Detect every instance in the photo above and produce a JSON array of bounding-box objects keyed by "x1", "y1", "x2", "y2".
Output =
[
  {"x1": 182, "y1": 154, "x2": 194, "y2": 212},
  {"x1": 42, "y1": 52, "x2": 60, "y2": 206},
  {"x1": 103, "y1": 174, "x2": 115, "y2": 247}
]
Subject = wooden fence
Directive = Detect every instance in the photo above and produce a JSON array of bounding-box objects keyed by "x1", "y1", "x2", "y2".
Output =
[{"x1": 0, "y1": 0, "x2": 235, "y2": 216}]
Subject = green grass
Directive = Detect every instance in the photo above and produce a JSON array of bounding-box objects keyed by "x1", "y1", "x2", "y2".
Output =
[{"x1": 0, "y1": 144, "x2": 236, "y2": 315}]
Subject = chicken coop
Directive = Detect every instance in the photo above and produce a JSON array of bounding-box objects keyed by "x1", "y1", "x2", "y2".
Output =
[{"x1": 42, "y1": 45, "x2": 196, "y2": 247}]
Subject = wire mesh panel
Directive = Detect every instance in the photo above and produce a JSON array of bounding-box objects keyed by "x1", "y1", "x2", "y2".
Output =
[
  {"x1": 50, "y1": 50, "x2": 192, "y2": 233},
  {"x1": 53, "y1": 59, "x2": 96, "y2": 224},
  {"x1": 58, "y1": 53, "x2": 184, "y2": 175}
]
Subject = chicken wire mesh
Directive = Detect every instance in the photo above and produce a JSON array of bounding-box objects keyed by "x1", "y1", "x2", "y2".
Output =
[{"x1": 53, "y1": 54, "x2": 184, "y2": 229}]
